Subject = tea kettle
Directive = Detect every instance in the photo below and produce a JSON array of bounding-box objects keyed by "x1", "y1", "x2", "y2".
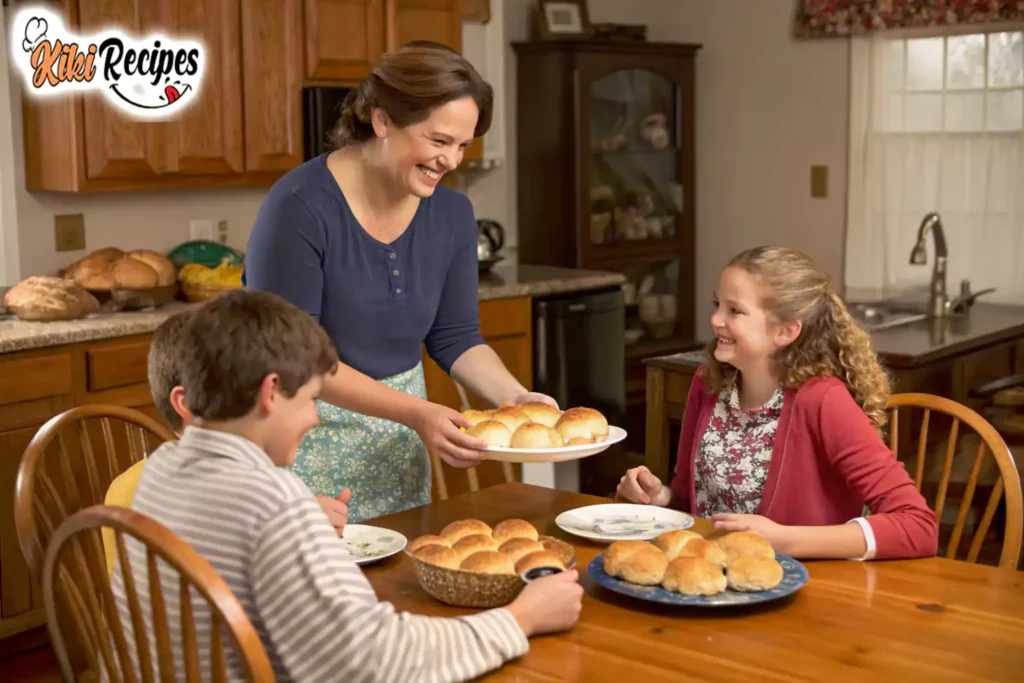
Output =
[{"x1": 477, "y1": 219, "x2": 505, "y2": 262}]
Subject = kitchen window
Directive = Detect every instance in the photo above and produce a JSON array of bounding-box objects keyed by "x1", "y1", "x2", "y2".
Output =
[{"x1": 845, "y1": 30, "x2": 1024, "y2": 304}]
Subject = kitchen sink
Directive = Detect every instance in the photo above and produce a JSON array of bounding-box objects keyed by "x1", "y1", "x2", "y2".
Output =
[{"x1": 847, "y1": 301, "x2": 929, "y2": 332}]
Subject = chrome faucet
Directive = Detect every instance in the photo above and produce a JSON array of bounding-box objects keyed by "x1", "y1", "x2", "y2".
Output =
[{"x1": 909, "y1": 212, "x2": 950, "y2": 317}]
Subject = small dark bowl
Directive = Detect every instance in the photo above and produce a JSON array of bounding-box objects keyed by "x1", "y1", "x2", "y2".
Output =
[
  {"x1": 109, "y1": 283, "x2": 178, "y2": 311},
  {"x1": 520, "y1": 566, "x2": 566, "y2": 583}
]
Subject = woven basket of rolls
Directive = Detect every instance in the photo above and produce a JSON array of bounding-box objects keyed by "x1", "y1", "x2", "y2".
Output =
[
  {"x1": 61, "y1": 247, "x2": 178, "y2": 310},
  {"x1": 407, "y1": 519, "x2": 576, "y2": 608}
]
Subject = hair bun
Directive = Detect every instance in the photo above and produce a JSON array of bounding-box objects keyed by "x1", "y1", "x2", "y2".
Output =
[{"x1": 332, "y1": 81, "x2": 376, "y2": 148}]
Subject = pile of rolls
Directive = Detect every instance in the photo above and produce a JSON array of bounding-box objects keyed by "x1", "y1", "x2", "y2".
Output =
[
  {"x1": 463, "y1": 403, "x2": 609, "y2": 449},
  {"x1": 409, "y1": 518, "x2": 570, "y2": 576},
  {"x1": 604, "y1": 530, "x2": 784, "y2": 596}
]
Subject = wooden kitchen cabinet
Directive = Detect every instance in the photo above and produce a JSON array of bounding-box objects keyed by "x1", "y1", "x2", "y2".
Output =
[
  {"x1": 389, "y1": 0, "x2": 463, "y2": 52},
  {"x1": 422, "y1": 296, "x2": 531, "y2": 500},
  {"x1": 303, "y1": 0, "x2": 385, "y2": 82}
]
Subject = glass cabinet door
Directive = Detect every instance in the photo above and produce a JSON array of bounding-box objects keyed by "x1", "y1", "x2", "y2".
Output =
[{"x1": 587, "y1": 68, "x2": 683, "y2": 247}]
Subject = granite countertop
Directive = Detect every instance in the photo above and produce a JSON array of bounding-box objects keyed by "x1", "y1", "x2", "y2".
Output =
[
  {"x1": 0, "y1": 263, "x2": 625, "y2": 354},
  {"x1": 645, "y1": 303, "x2": 1024, "y2": 371}
]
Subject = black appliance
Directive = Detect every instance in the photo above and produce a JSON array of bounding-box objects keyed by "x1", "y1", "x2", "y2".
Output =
[
  {"x1": 533, "y1": 287, "x2": 626, "y2": 496},
  {"x1": 303, "y1": 86, "x2": 354, "y2": 160}
]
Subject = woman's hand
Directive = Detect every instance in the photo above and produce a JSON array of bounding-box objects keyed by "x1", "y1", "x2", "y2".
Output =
[
  {"x1": 413, "y1": 402, "x2": 489, "y2": 468},
  {"x1": 711, "y1": 513, "x2": 789, "y2": 551},
  {"x1": 615, "y1": 466, "x2": 673, "y2": 507},
  {"x1": 512, "y1": 392, "x2": 559, "y2": 409},
  {"x1": 317, "y1": 488, "x2": 352, "y2": 537}
]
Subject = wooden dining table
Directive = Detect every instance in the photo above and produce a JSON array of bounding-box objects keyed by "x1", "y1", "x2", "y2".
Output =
[{"x1": 362, "y1": 482, "x2": 1024, "y2": 682}]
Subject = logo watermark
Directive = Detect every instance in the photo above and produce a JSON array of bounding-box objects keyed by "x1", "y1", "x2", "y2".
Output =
[{"x1": 9, "y1": 6, "x2": 206, "y2": 120}]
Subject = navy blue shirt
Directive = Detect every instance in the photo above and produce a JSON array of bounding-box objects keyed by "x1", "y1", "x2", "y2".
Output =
[{"x1": 243, "y1": 154, "x2": 484, "y2": 379}]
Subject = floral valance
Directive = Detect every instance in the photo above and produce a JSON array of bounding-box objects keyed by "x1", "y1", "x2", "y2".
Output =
[{"x1": 794, "y1": 1, "x2": 1024, "y2": 38}]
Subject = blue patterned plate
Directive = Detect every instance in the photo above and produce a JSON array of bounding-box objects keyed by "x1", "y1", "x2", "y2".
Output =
[
  {"x1": 555, "y1": 503, "x2": 694, "y2": 541},
  {"x1": 588, "y1": 552, "x2": 809, "y2": 607}
]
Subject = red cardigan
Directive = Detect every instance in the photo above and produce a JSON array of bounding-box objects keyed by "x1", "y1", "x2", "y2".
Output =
[{"x1": 671, "y1": 372, "x2": 938, "y2": 560}]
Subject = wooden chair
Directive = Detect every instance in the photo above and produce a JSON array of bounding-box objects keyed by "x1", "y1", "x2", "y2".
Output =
[
  {"x1": 42, "y1": 505, "x2": 274, "y2": 682},
  {"x1": 15, "y1": 404, "x2": 176, "y2": 580},
  {"x1": 887, "y1": 393, "x2": 1022, "y2": 569},
  {"x1": 429, "y1": 383, "x2": 516, "y2": 501}
]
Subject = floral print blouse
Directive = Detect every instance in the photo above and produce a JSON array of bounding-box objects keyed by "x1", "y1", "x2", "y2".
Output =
[{"x1": 693, "y1": 384, "x2": 785, "y2": 517}]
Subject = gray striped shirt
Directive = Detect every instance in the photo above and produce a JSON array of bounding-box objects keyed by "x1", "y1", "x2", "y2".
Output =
[{"x1": 110, "y1": 426, "x2": 528, "y2": 682}]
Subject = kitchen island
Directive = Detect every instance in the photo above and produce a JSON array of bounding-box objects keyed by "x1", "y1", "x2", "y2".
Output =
[{"x1": 0, "y1": 262, "x2": 625, "y2": 650}]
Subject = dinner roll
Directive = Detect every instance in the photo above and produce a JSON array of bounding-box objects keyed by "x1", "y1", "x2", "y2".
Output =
[
  {"x1": 440, "y1": 519, "x2": 493, "y2": 543},
  {"x1": 515, "y1": 550, "x2": 565, "y2": 575},
  {"x1": 556, "y1": 407, "x2": 609, "y2": 441},
  {"x1": 493, "y1": 519, "x2": 539, "y2": 544},
  {"x1": 518, "y1": 402, "x2": 562, "y2": 427},
  {"x1": 415, "y1": 544, "x2": 461, "y2": 570},
  {"x1": 127, "y1": 249, "x2": 176, "y2": 287},
  {"x1": 490, "y1": 406, "x2": 531, "y2": 432},
  {"x1": 408, "y1": 534, "x2": 451, "y2": 554},
  {"x1": 452, "y1": 534, "x2": 500, "y2": 561},
  {"x1": 461, "y1": 409, "x2": 493, "y2": 426},
  {"x1": 677, "y1": 538, "x2": 728, "y2": 569},
  {"x1": 652, "y1": 530, "x2": 703, "y2": 560},
  {"x1": 715, "y1": 532, "x2": 775, "y2": 564},
  {"x1": 467, "y1": 420, "x2": 512, "y2": 447},
  {"x1": 662, "y1": 557, "x2": 727, "y2": 596},
  {"x1": 64, "y1": 254, "x2": 117, "y2": 291},
  {"x1": 566, "y1": 436, "x2": 594, "y2": 446},
  {"x1": 726, "y1": 555, "x2": 784, "y2": 592},
  {"x1": 461, "y1": 551, "x2": 516, "y2": 575},
  {"x1": 498, "y1": 538, "x2": 545, "y2": 564},
  {"x1": 510, "y1": 423, "x2": 564, "y2": 449},
  {"x1": 112, "y1": 256, "x2": 159, "y2": 289},
  {"x1": 603, "y1": 541, "x2": 668, "y2": 586}
]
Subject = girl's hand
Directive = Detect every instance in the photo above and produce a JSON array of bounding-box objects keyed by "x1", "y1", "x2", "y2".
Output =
[
  {"x1": 615, "y1": 466, "x2": 673, "y2": 507},
  {"x1": 413, "y1": 402, "x2": 490, "y2": 469},
  {"x1": 512, "y1": 392, "x2": 559, "y2": 409},
  {"x1": 711, "y1": 513, "x2": 789, "y2": 551}
]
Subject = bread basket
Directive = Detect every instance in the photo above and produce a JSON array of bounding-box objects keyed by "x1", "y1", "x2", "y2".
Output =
[
  {"x1": 181, "y1": 282, "x2": 239, "y2": 303},
  {"x1": 110, "y1": 284, "x2": 178, "y2": 310},
  {"x1": 408, "y1": 535, "x2": 576, "y2": 608}
]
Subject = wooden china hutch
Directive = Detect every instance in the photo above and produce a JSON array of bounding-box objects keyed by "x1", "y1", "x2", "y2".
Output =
[{"x1": 513, "y1": 40, "x2": 701, "y2": 451}]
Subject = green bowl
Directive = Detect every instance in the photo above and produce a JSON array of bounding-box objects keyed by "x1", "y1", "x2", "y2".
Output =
[{"x1": 167, "y1": 240, "x2": 243, "y2": 269}]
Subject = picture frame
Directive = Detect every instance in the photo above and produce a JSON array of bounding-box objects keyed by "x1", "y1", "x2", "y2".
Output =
[{"x1": 535, "y1": 0, "x2": 592, "y2": 40}]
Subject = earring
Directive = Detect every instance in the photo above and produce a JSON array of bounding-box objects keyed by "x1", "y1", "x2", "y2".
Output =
[{"x1": 377, "y1": 128, "x2": 386, "y2": 138}]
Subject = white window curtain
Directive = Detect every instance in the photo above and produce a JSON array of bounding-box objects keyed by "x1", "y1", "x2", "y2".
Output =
[{"x1": 845, "y1": 30, "x2": 1024, "y2": 305}]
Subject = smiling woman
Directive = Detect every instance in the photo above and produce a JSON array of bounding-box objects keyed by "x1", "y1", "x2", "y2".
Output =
[{"x1": 243, "y1": 41, "x2": 558, "y2": 523}]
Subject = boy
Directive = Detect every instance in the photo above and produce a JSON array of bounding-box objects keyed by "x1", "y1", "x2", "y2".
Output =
[{"x1": 111, "y1": 290, "x2": 583, "y2": 682}]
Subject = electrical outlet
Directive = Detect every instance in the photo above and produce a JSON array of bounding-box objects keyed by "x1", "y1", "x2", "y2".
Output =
[
  {"x1": 811, "y1": 165, "x2": 829, "y2": 198},
  {"x1": 217, "y1": 219, "x2": 228, "y2": 244},
  {"x1": 54, "y1": 214, "x2": 86, "y2": 252},
  {"x1": 189, "y1": 219, "x2": 215, "y2": 241}
]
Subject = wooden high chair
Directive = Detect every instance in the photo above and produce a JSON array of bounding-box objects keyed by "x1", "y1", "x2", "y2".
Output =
[
  {"x1": 887, "y1": 393, "x2": 1022, "y2": 569},
  {"x1": 42, "y1": 505, "x2": 273, "y2": 682},
  {"x1": 429, "y1": 383, "x2": 516, "y2": 501},
  {"x1": 15, "y1": 405, "x2": 176, "y2": 579}
]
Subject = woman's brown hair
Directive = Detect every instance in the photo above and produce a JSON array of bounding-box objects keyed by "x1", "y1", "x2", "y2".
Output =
[
  {"x1": 330, "y1": 40, "x2": 494, "y2": 148},
  {"x1": 703, "y1": 246, "x2": 891, "y2": 430}
]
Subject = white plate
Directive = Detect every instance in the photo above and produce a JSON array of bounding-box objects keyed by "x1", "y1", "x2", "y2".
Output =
[
  {"x1": 484, "y1": 426, "x2": 627, "y2": 463},
  {"x1": 555, "y1": 503, "x2": 694, "y2": 542},
  {"x1": 338, "y1": 524, "x2": 407, "y2": 565}
]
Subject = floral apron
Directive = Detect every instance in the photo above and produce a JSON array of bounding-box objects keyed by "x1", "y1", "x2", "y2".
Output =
[{"x1": 290, "y1": 363, "x2": 431, "y2": 523}]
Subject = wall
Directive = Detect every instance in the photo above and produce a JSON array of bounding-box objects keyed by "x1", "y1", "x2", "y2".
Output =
[{"x1": 499, "y1": 0, "x2": 851, "y2": 332}]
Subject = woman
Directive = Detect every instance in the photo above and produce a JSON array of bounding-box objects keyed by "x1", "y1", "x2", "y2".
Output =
[{"x1": 244, "y1": 41, "x2": 555, "y2": 523}]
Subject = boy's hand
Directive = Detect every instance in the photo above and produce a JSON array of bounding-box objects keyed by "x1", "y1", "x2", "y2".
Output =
[
  {"x1": 615, "y1": 466, "x2": 673, "y2": 507},
  {"x1": 711, "y1": 513, "x2": 787, "y2": 551},
  {"x1": 506, "y1": 570, "x2": 583, "y2": 637},
  {"x1": 317, "y1": 488, "x2": 352, "y2": 536}
]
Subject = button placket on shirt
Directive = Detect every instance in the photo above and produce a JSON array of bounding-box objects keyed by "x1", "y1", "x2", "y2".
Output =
[{"x1": 387, "y1": 249, "x2": 405, "y2": 299}]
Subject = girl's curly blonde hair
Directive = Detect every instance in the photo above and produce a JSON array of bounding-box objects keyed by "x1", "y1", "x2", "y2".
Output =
[{"x1": 703, "y1": 246, "x2": 891, "y2": 430}]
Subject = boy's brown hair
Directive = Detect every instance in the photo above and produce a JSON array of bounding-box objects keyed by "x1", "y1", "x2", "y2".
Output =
[
  {"x1": 179, "y1": 290, "x2": 339, "y2": 421},
  {"x1": 147, "y1": 310, "x2": 194, "y2": 433}
]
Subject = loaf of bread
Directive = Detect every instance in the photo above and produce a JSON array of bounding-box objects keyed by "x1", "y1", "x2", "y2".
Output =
[
  {"x1": 662, "y1": 557, "x2": 727, "y2": 596},
  {"x1": 3, "y1": 276, "x2": 99, "y2": 321},
  {"x1": 112, "y1": 256, "x2": 159, "y2": 289},
  {"x1": 467, "y1": 420, "x2": 512, "y2": 447},
  {"x1": 492, "y1": 519, "x2": 539, "y2": 544},
  {"x1": 127, "y1": 249, "x2": 176, "y2": 286},
  {"x1": 63, "y1": 253, "x2": 117, "y2": 290},
  {"x1": 510, "y1": 423, "x2": 563, "y2": 449},
  {"x1": 518, "y1": 402, "x2": 562, "y2": 427},
  {"x1": 726, "y1": 555, "x2": 784, "y2": 591}
]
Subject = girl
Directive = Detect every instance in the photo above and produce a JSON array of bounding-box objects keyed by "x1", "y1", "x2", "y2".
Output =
[{"x1": 618, "y1": 247, "x2": 938, "y2": 560}]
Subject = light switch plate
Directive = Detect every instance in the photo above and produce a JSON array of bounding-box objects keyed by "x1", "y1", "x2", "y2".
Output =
[
  {"x1": 54, "y1": 213, "x2": 85, "y2": 252},
  {"x1": 811, "y1": 165, "x2": 828, "y2": 198}
]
